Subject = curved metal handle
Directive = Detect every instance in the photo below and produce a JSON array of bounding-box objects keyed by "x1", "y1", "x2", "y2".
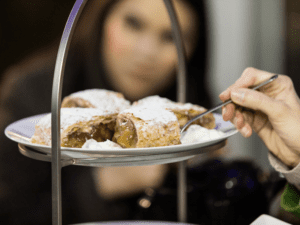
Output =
[
  {"x1": 51, "y1": 0, "x2": 88, "y2": 224},
  {"x1": 163, "y1": 1, "x2": 188, "y2": 222},
  {"x1": 163, "y1": 0, "x2": 187, "y2": 104}
]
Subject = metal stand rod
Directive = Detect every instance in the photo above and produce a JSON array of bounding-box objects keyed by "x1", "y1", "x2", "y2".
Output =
[
  {"x1": 51, "y1": 0, "x2": 87, "y2": 224},
  {"x1": 162, "y1": 0, "x2": 187, "y2": 104},
  {"x1": 163, "y1": 0, "x2": 188, "y2": 222},
  {"x1": 178, "y1": 161, "x2": 187, "y2": 222}
]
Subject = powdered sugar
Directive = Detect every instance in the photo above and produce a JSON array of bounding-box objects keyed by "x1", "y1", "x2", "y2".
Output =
[
  {"x1": 121, "y1": 106, "x2": 178, "y2": 127},
  {"x1": 181, "y1": 124, "x2": 225, "y2": 144},
  {"x1": 82, "y1": 139, "x2": 122, "y2": 149},
  {"x1": 133, "y1": 95, "x2": 173, "y2": 108},
  {"x1": 69, "y1": 89, "x2": 131, "y2": 111},
  {"x1": 133, "y1": 95, "x2": 206, "y2": 111},
  {"x1": 36, "y1": 108, "x2": 116, "y2": 131}
]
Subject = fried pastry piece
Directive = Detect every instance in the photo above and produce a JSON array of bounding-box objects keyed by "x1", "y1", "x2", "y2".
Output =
[
  {"x1": 113, "y1": 106, "x2": 181, "y2": 148},
  {"x1": 133, "y1": 95, "x2": 215, "y2": 129},
  {"x1": 31, "y1": 108, "x2": 117, "y2": 148},
  {"x1": 61, "y1": 89, "x2": 131, "y2": 112}
]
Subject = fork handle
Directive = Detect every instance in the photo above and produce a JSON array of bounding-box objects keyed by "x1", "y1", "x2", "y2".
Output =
[{"x1": 180, "y1": 74, "x2": 278, "y2": 133}]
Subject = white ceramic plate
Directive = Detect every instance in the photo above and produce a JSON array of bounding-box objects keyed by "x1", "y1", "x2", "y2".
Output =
[
  {"x1": 74, "y1": 215, "x2": 291, "y2": 225},
  {"x1": 250, "y1": 214, "x2": 291, "y2": 225},
  {"x1": 5, "y1": 113, "x2": 238, "y2": 159}
]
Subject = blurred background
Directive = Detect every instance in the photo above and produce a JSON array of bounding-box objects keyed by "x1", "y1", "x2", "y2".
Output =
[
  {"x1": 205, "y1": 0, "x2": 296, "y2": 172},
  {"x1": 0, "y1": 0, "x2": 75, "y2": 83},
  {"x1": 0, "y1": 0, "x2": 299, "y2": 173}
]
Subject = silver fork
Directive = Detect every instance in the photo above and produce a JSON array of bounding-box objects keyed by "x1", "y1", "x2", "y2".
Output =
[{"x1": 180, "y1": 74, "x2": 279, "y2": 133}]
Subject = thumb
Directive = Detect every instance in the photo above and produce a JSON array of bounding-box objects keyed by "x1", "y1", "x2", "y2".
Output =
[{"x1": 230, "y1": 88, "x2": 279, "y2": 117}]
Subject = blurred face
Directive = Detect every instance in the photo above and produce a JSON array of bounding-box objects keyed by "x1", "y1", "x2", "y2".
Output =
[{"x1": 102, "y1": 0, "x2": 199, "y2": 101}]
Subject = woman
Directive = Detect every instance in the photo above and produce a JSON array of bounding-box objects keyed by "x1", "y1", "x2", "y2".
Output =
[{"x1": 0, "y1": 0, "x2": 210, "y2": 224}]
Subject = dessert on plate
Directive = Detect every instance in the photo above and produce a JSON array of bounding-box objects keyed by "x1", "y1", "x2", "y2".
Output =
[
  {"x1": 31, "y1": 108, "x2": 117, "y2": 148},
  {"x1": 31, "y1": 90, "x2": 218, "y2": 149},
  {"x1": 133, "y1": 95, "x2": 215, "y2": 129},
  {"x1": 112, "y1": 106, "x2": 181, "y2": 148},
  {"x1": 61, "y1": 89, "x2": 131, "y2": 112}
]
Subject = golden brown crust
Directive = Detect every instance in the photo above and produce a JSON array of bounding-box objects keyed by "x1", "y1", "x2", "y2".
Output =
[
  {"x1": 61, "y1": 97, "x2": 95, "y2": 108},
  {"x1": 113, "y1": 108, "x2": 181, "y2": 148},
  {"x1": 171, "y1": 108, "x2": 215, "y2": 130},
  {"x1": 61, "y1": 115, "x2": 116, "y2": 148},
  {"x1": 31, "y1": 108, "x2": 118, "y2": 148}
]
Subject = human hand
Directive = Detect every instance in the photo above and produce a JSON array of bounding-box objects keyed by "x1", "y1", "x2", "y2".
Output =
[{"x1": 219, "y1": 67, "x2": 300, "y2": 168}]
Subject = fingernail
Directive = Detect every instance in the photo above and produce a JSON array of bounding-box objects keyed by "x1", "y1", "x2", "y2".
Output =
[
  {"x1": 241, "y1": 126, "x2": 249, "y2": 137},
  {"x1": 231, "y1": 90, "x2": 245, "y2": 103},
  {"x1": 222, "y1": 107, "x2": 227, "y2": 117}
]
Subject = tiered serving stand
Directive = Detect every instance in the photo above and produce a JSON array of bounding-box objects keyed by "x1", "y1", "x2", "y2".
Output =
[{"x1": 5, "y1": 0, "x2": 237, "y2": 224}]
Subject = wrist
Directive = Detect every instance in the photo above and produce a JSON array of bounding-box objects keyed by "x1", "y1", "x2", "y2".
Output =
[{"x1": 275, "y1": 149, "x2": 300, "y2": 169}]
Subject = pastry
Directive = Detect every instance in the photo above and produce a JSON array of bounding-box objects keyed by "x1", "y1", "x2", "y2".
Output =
[
  {"x1": 133, "y1": 95, "x2": 215, "y2": 129},
  {"x1": 61, "y1": 89, "x2": 131, "y2": 112},
  {"x1": 112, "y1": 106, "x2": 181, "y2": 148},
  {"x1": 31, "y1": 108, "x2": 117, "y2": 148}
]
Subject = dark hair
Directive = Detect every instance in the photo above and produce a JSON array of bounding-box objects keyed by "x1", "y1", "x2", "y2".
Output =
[
  {"x1": 69, "y1": 0, "x2": 211, "y2": 106},
  {"x1": 183, "y1": 0, "x2": 210, "y2": 107}
]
